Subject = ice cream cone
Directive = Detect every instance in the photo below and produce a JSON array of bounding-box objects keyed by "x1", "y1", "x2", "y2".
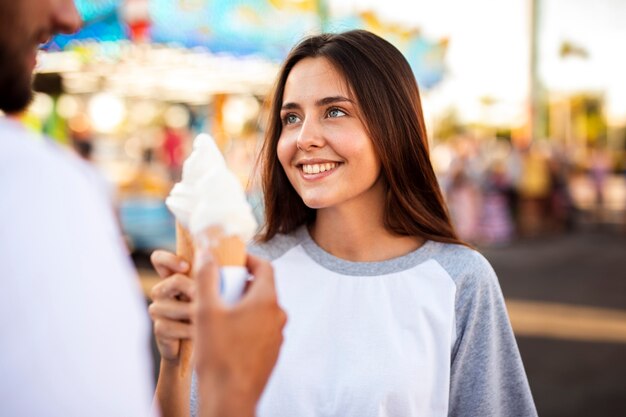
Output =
[
  {"x1": 176, "y1": 222, "x2": 195, "y2": 265},
  {"x1": 165, "y1": 133, "x2": 257, "y2": 376},
  {"x1": 175, "y1": 222, "x2": 195, "y2": 377},
  {"x1": 175, "y1": 223, "x2": 248, "y2": 375},
  {"x1": 199, "y1": 226, "x2": 249, "y2": 307},
  {"x1": 203, "y1": 226, "x2": 246, "y2": 267}
]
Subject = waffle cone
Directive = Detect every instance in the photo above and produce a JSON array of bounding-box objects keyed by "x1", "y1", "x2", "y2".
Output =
[
  {"x1": 175, "y1": 222, "x2": 195, "y2": 376},
  {"x1": 212, "y1": 234, "x2": 246, "y2": 266},
  {"x1": 176, "y1": 222, "x2": 195, "y2": 264}
]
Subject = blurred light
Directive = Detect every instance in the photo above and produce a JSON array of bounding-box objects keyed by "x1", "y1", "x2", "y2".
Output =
[
  {"x1": 223, "y1": 95, "x2": 260, "y2": 135},
  {"x1": 57, "y1": 94, "x2": 80, "y2": 119},
  {"x1": 68, "y1": 113, "x2": 91, "y2": 134},
  {"x1": 36, "y1": 51, "x2": 82, "y2": 73},
  {"x1": 88, "y1": 93, "x2": 126, "y2": 133},
  {"x1": 29, "y1": 93, "x2": 54, "y2": 120},
  {"x1": 431, "y1": 143, "x2": 453, "y2": 175},
  {"x1": 124, "y1": 136, "x2": 144, "y2": 160},
  {"x1": 164, "y1": 105, "x2": 190, "y2": 129},
  {"x1": 129, "y1": 101, "x2": 159, "y2": 126},
  {"x1": 607, "y1": 92, "x2": 626, "y2": 126}
]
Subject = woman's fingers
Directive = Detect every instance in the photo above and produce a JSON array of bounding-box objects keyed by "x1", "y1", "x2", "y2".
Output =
[
  {"x1": 148, "y1": 260, "x2": 196, "y2": 362},
  {"x1": 149, "y1": 298, "x2": 194, "y2": 322},
  {"x1": 155, "y1": 338, "x2": 180, "y2": 361},
  {"x1": 149, "y1": 274, "x2": 196, "y2": 302},
  {"x1": 150, "y1": 250, "x2": 190, "y2": 278},
  {"x1": 153, "y1": 318, "x2": 194, "y2": 341},
  {"x1": 153, "y1": 319, "x2": 193, "y2": 361}
]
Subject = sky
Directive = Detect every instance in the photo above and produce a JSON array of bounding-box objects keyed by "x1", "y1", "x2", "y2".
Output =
[{"x1": 330, "y1": 0, "x2": 626, "y2": 126}]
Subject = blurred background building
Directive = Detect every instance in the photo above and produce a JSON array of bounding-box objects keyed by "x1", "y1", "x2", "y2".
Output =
[{"x1": 8, "y1": 1, "x2": 625, "y2": 415}]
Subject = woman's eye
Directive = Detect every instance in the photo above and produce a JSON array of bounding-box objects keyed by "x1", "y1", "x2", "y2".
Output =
[
  {"x1": 327, "y1": 108, "x2": 346, "y2": 118},
  {"x1": 283, "y1": 114, "x2": 300, "y2": 125}
]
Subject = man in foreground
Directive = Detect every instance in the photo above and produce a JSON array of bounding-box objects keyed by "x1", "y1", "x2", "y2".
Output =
[{"x1": 0, "y1": 1, "x2": 284, "y2": 416}]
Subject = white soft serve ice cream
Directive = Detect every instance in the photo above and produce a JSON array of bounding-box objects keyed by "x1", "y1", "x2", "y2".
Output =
[{"x1": 165, "y1": 133, "x2": 258, "y2": 240}]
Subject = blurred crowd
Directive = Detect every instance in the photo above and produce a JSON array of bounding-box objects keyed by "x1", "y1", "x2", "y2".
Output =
[{"x1": 433, "y1": 135, "x2": 626, "y2": 247}]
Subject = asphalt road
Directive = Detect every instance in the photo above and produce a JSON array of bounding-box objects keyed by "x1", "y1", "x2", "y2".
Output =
[{"x1": 482, "y1": 228, "x2": 626, "y2": 417}]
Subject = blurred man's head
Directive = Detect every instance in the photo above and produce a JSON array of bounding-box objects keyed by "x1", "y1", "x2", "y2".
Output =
[{"x1": 0, "y1": 0, "x2": 81, "y2": 113}]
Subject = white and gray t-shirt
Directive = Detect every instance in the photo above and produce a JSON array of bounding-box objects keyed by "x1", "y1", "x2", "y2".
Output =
[{"x1": 191, "y1": 226, "x2": 537, "y2": 417}]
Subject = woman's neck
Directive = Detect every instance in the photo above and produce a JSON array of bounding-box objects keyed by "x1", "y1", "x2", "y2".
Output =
[{"x1": 310, "y1": 203, "x2": 424, "y2": 262}]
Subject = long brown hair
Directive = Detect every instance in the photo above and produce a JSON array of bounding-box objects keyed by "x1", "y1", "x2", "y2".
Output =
[{"x1": 258, "y1": 29, "x2": 463, "y2": 246}]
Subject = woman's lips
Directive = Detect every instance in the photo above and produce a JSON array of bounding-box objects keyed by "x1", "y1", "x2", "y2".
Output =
[
  {"x1": 301, "y1": 162, "x2": 338, "y2": 174},
  {"x1": 298, "y1": 162, "x2": 341, "y2": 180}
]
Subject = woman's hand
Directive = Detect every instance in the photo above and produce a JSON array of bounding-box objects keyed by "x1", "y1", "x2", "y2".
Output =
[{"x1": 149, "y1": 250, "x2": 196, "y2": 363}]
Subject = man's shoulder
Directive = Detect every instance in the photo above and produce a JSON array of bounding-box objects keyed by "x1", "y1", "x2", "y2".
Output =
[{"x1": 1, "y1": 118, "x2": 100, "y2": 189}]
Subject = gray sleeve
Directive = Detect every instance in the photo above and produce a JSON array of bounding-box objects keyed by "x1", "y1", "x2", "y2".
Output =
[
  {"x1": 248, "y1": 227, "x2": 307, "y2": 260},
  {"x1": 445, "y1": 250, "x2": 537, "y2": 417}
]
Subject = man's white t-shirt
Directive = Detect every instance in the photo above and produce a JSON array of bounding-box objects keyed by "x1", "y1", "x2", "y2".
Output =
[{"x1": 0, "y1": 118, "x2": 155, "y2": 416}]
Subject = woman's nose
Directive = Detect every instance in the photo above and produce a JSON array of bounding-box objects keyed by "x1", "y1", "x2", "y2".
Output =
[{"x1": 296, "y1": 118, "x2": 325, "y2": 151}]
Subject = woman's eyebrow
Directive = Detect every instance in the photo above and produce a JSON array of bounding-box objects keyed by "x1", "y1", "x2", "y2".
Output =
[
  {"x1": 281, "y1": 96, "x2": 353, "y2": 111},
  {"x1": 281, "y1": 102, "x2": 301, "y2": 111},
  {"x1": 315, "y1": 96, "x2": 353, "y2": 106}
]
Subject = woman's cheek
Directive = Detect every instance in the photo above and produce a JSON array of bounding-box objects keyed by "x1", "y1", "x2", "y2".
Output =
[{"x1": 276, "y1": 135, "x2": 295, "y2": 169}]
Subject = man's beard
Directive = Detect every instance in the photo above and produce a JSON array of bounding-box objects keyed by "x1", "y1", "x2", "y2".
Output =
[{"x1": 0, "y1": 45, "x2": 34, "y2": 114}]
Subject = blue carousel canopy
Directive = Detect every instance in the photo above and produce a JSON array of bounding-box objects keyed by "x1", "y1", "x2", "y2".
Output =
[
  {"x1": 45, "y1": 0, "x2": 320, "y2": 59},
  {"x1": 46, "y1": 0, "x2": 446, "y2": 89},
  {"x1": 44, "y1": 0, "x2": 127, "y2": 51}
]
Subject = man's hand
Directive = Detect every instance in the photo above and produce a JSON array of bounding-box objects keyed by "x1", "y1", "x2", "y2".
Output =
[{"x1": 193, "y1": 248, "x2": 286, "y2": 417}]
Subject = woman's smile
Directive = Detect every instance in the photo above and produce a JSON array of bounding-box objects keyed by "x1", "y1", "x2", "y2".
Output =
[{"x1": 301, "y1": 161, "x2": 338, "y2": 175}]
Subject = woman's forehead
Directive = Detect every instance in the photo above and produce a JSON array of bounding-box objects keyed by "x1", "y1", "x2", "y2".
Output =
[{"x1": 282, "y1": 57, "x2": 353, "y2": 102}]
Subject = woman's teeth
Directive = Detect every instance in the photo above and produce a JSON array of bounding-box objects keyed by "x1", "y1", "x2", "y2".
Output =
[{"x1": 302, "y1": 162, "x2": 337, "y2": 174}]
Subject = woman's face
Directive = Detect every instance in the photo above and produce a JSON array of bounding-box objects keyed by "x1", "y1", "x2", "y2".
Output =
[{"x1": 277, "y1": 57, "x2": 383, "y2": 211}]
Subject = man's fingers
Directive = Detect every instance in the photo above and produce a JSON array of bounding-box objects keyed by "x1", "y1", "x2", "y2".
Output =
[
  {"x1": 151, "y1": 250, "x2": 190, "y2": 278},
  {"x1": 243, "y1": 254, "x2": 278, "y2": 300},
  {"x1": 193, "y1": 245, "x2": 223, "y2": 308}
]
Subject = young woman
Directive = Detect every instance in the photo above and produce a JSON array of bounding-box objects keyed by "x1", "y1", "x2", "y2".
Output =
[{"x1": 149, "y1": 29, "x2": 537, "y2": 417}]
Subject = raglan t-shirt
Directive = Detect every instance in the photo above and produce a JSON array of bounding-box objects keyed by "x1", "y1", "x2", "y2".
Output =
[{"x1": 191, "y1": 226, "x2": 537, "y2": 417}]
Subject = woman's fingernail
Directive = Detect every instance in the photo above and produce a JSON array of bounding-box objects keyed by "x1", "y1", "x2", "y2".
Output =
[{"x1": 180, "y1": 261, "x2": 190, "y2": 270}]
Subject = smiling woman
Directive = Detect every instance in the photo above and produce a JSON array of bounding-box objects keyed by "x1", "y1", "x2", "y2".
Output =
[
  {"x1": 149, "y1": 29, "x2": 538, "y2": 417},
  {"x1": 260, "y1": 30, "x2": 461, "y2": 249}
]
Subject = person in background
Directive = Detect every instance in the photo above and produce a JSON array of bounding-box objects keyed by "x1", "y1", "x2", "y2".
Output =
[
  {"x1": 0, "y1": 1, "x2": 285, "y2": 416},
  {"x1": 445, "y1": 159, "x2": 482, "y2": 243},
  {"x1": 151, "y1": 30, "x2": 537, "y2": 417}
]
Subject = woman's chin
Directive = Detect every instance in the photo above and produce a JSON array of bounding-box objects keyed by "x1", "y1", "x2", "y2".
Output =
[{"x1": 301, "y1": 196, "x2": 330, "y2": 210}]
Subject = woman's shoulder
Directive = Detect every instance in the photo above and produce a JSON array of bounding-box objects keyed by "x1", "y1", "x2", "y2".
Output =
[
  {"x1": 248, "y1": 226, "x2": 309, "y2": 261},
  {"x1": 428, "y1": 241, "x2": 498, "y2": 288}
]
